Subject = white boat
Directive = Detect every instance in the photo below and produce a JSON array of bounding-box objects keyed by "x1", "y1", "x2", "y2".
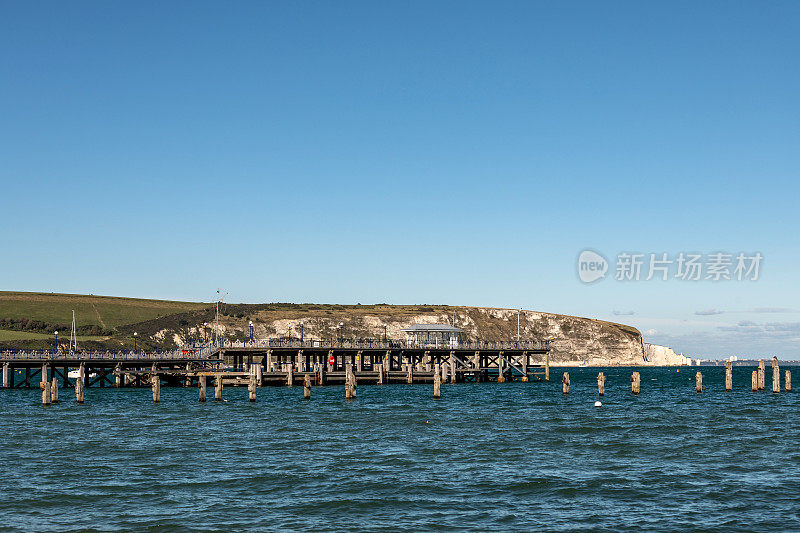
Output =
[{"x1": 67, "y1": 369, "x2": 97, "y2": 379}]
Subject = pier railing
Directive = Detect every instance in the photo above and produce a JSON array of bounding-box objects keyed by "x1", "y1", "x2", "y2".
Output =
[
  {"x1": 0, "y1": 350, "x2": 206, "y2": 360},
  {"x1": 208, "y1": 338, "x2": 551, "y2": 351}
]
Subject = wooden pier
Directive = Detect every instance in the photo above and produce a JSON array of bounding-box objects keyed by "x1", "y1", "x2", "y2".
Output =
[{"x1": 0, "y1": 339, "x2": 551, "y2": 391}]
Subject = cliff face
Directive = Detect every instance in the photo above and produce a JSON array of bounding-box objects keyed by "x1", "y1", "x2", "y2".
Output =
[
  {"x1": 644, "y1": 343, "x2": 691, "y2": 366},
  {"x1": 174, "y1": 305, "x2": 647, "y2": 366}
]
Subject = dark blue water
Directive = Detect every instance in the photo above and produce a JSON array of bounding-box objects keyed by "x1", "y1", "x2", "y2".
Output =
[{"x1": 1, "y1": 367, "x2": 799, "y2": 532}]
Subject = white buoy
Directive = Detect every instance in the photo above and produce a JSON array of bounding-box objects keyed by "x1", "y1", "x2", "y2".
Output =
[{"x1": 594, "y1": 401, "x2": 602, "y2": 407}]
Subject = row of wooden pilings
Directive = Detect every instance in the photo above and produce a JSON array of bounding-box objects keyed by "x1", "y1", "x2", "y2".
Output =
[
  {"x1": 561, "y1": 371, "x2": 640, "y2": 395},
  {"x1": 561, "y1": 358, "x2": 792, "y2": 396}
]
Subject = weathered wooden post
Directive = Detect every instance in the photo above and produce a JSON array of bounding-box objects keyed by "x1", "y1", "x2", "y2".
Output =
[
  {"x1": 433, "y1": 363, "x2": 441, "y2": 398},
  {"x1": 562, "y1": 372, "x2": 570, "y2": 394},
  {"x1": 545, "y1": 351, "x2": 550, "y2": 382},
  {"x1": 287, "y1": 364, "x2": 294, "y2": 387},
  {"x1": 304, "y1": 374, "x2": 311, "y2": 399},
  {"x1": 151, "y1": 374, "x2": 161, "y2": 403},
  {"x1": 785, "y1": 370, "x2": 792, "y2": 392},
  {"x1": 406, "y1": 364, "x2": 413, "y2": 384},
  {"x1": 256, "y1": 363, "x2": 262, "y2": 386},
  {"x1": 441, "y1": 361, "x2": 448, "y2": 384},
  {"x1": 497, "y1": 353, "x2": 506, "y2": 383},
  {"x1": 248, "y1": 372, "x2": 256, "y2": 402},
  {"x1": 725, "y1": 361, "x2": 732, "y2": 391},
  {"x1": 345, "y1": 364, "x2": 356, "y2": 399},
  {"x1": 115, "y1": 368, "x2": 122, "y2": 388},
  {"x1": 51, "y1": 378, "x2": 59, "y2": 403},
  {"x1": 214, "y1": 373, "x2": 223, "y2": 401},
  {"x1": 184, "y1": 363, "x2": 192, "y2": 388},
  {"x1": 356, "y1": 350, "x2": 363, "y2": 372},
  {"x1": 76, "y1": 363, "x2": 85, "y2": 404},
  {"x1": 199, "y1": 374, "x2": 207, "y2": 402},
  {"x1": 695, "y1": 371, "x2": 703, "y2": 393},
  {"x1": 42, "y1": 368, "x2": 51, "y2": 406},
  {"x1": 752, "y1": 370, "x2": 758, "y2": 391},
  {"x1": 597, "y1": 372, "x2": 605, "y2": 396},
  {"x1": 41, "y1": 364, "x2": 48, "y2": 390},
  {"x1": 2, "y1": 363, "x2": 8, "y2": 388},
  {"x1": 449, "y1": 351, "x2": 456, "y2": 384},
  {"x1": 631, "y1": 371, "x2": 640, "y2": 395},
  {"x1": 772, "y1": 357, "x2": 780, "y2": 393},
  {"x1": 758, "y1": 360, "x2": 765, "y2": 390}
]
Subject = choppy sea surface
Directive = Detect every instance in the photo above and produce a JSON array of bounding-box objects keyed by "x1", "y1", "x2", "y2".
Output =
[{"x1": 1, "y1": 366, "x2": 799, "y2": 532}]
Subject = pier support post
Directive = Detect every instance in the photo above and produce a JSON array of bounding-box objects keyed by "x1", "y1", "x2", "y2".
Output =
[
  {"x1": 772, "y1": 357, "x2": 780, "y2": 393},
  {"x1": 545, "y1": 351, "x2": 550, "y2": 382},
  {"x1": 597, "y1": 372, "x2": 605, "y2": 396},
  {"x1": 76, "y1": 363, "x2": 85, "y2": 404},
  {"x1": 433, "y1": 363, "x2": 441, "y2": 398},
  {"x1": 248, "y1": 373, "x2": 256, "y2": 402},
  {"x1": 356, "y1": 351, "x2": 363, "y2": 373},
  {"x1": 377, "y1": 363, "x2": 385, "y2": 385},
  {"x1": 185, "y1": 364, "x2": 192, "y2": 387},
  {"x1": 407, "y1": 364, "x2": 413, "y2": 384},
  {"x1": 42, "y1": 373, "x2": 51, "y2": 406},
  {"x1": 152, "y1": 374, "x2": 161, "y2": 403},
  {"x1": 424, "y1": 351, "x2": 431, "y2": 372},
  {"x1": 2, "y1": 363, "x2": 8, "y2": 388},
  {"x1": 345, "y1": 364, "x2": 356, "y2": 399},
  {"x1": 215, "y1": 374, "x2": 223, "y2": 401},
  {"x1": 449, "y1": 351, "x2": 456, "y2": 384},
  {"x1": 41, "y1": 364, "x2": 48, "y2": 388},
  {"x1": 521, "y1": 351, "x2": 529, "y2": 382},
  {"x1": 51, "y1": 378, "x2": 58, "y2": 403},
  {"x1": 696, "y1": 372, "x2": 703, "y2": 393},
  {"x1": 287, "y1": 364, "x2": 294, "y2": 387},
  {"x1": 562, "y1": 372, "x2": 569, "y2": 394},
  {"x1": 752, "y1": 370, "x2": 758, "y2": 391},
  {"x1": 266, "y1": 349, "x2": 273, "y2": 372},
  {"x1": 304, "y1": 374, "x2": 311, "y2": 400},
  {"x1": 256, "y1": 363, "x2": 262, "y2": 386},
  {"x1": 115, "y1": 365, "x2": 122, "y2": 388},
  {"x1": 785, "y1": 370, "x2": 791, "y2": 392},
  {"x1": 725, "y1": 361, "x2": 732, "y2": 391},
  {"x1": 497, "y1": 353, "x2": 506, "y2": 383},
  {"x1": 758, "y1": 360, "x2": 765, "y2": 390},
  {"x1": 631, "y1": 371, "x2": 641, "y2": 395},
  {"x1": 199, "y1": 375, "x2": 207, "y2": 402}
]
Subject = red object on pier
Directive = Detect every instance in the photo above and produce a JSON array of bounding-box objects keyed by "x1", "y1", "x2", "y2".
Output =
[{"x1": 328, "y1": 355, "x2": 335, "y2": 366}]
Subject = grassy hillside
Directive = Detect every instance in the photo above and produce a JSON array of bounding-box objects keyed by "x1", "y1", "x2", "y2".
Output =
[{"x1": 0, "y1": 292, "x2": 208, "y2": 329}]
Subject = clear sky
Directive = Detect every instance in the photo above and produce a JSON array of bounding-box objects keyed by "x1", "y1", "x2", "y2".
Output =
[{"x1": 1, "y1": 1, "x2": 798, "y2": 358}]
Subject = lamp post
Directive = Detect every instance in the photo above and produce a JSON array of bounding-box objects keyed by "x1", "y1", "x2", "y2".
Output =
[
  {"x1": 133, "y1": 332, "x2": 137, "y2": 354},
  {"x1": 54, "y1": 331, "x2": 58, "y2": 353},
  {"x1": 249, "y1": 321, "x2": 254, "y2": 344},
  {"x1": 300, "y1": 322, "x2": 304, "y2": 345},
  {"x1": 338, "y1": 322, "x2": 344, "y2": 347},
  {"x1": 203, "y1": 322, "x2": 207, "y2": 344},
  {"x1": 384, "y1": 325, "x2": 387, "y2": 344}
]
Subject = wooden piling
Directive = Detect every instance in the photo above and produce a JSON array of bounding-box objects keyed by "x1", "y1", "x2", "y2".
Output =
[
  {"x1": 76, "y1": 363, "x2": 85, "y2": 404},
  {"x1": 406, "y1": 364, "x2": 413, "y2": 384},
  {"x1": 725, "y1": 361, "x2": 732, "y2": 391},
  {"x1": 2, "y1": 363, "x2": 8, "y2": 388},
  {"x1": 345, "y1": 364, "x2": 356, "y2": 399},
  {"x1": 752, "y1": 370, "x2": 758, "y2": 391},
  {"x1": 597, "y1": 372, "x2": 605, "y2": 396},
  {"x1": 772, "y1": 357, "x2": 780, "y2": 393},
  {"x1": 248, "y1": 373, "x2": 256, "y2": 402},
  {"x1": 498, "y1": 353, "x2": 506, "y2": 383},
  {"x1": 695, "y1": 371, "x2": 703, "y2": 393},
  {"x1": 545, "y1": 351, "x2": 550, "y2": 382},
  {"x1": 377, "y1": 363, "x2": 385, "y2": 385},
  {"x1": 433, "y1": 363, "x2": 441, "y2": 398},
  {"x1": 562, "y1": 372, "x2": 570, "y2": 394},
  {"x1": 785, "y1": 370, "x2": 791, "y2": 392},
  {"x1": 758, "y1": 360, "x2": 765, "y2": 390},
  {"x1": 199, "y1": 375, "x2": 207, "y2": 402},
  {"x1": 449, "y1": 352, "x2": 456, "y2": 384},
  {"x1": 42, "y1": 376, "x2": 51, "y2": 406},
  {"x1": 214, "y1": 373, "x2": 223, "y2": 401},
  {"x1": 631, "y1": 371, "x2": 640, "y2": 395},
  {"x1": 304, "y1": 374, "x2": 311, "y2": 399},
  {"x1": 51, "y1": 379, "x2": 59, "y2": 403},
  {"x1": 287, "y1": 364, "x2": 294, "y2": 387},
  {"x1": 151, "y1": 374, "x2": 161, "y2": 403}
]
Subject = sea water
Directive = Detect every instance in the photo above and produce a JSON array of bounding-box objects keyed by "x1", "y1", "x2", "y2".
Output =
[{"x1": 1, "y1": 366, "x2": 798, "y2": 532}]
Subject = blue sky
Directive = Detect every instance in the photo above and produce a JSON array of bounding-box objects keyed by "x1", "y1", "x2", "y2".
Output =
[{"x1": 1, "y1": 1, "x2": 799, "y2": 358}]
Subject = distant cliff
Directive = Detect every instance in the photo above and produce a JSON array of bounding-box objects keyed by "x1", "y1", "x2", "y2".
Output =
[{"x1": 168, "y1": 304, "x2": 648, "y2": 366}]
